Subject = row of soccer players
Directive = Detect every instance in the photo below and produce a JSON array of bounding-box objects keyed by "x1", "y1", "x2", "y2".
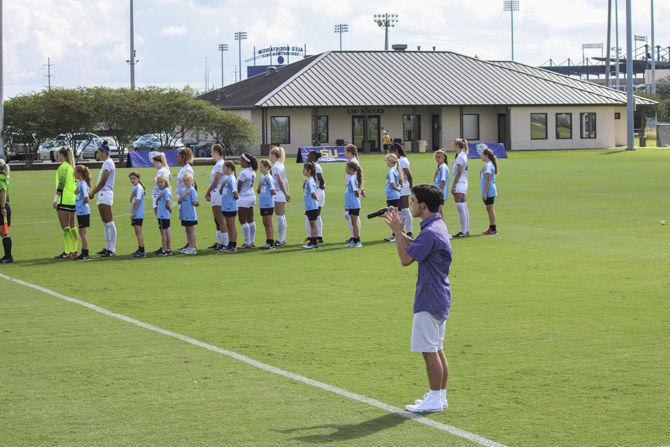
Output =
[{"x1": 48, "y1": 141, "x2": 498, "y2": 260}]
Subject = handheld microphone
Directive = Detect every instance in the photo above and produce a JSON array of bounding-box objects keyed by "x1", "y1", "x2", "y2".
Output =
[{"x1": 367, "y1": 207, "x2": 390, "y2": 219}]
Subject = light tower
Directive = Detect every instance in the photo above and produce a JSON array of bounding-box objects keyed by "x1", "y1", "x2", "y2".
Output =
[
  {"x1": 334, "y1": 24, "x2": 349, "y2": 51},
  {"x1": 234, "y1": 31, "x2": 247, "y2": 82},
  {"x1": 503, "y1": 0, "x2": 519, "y2": 61},
  {"x1": 218, "y1": 43, "x2": 228, "y2": 88},
  {"x1": 373, "y1": 14, "x2": 398, "y2": 51}
]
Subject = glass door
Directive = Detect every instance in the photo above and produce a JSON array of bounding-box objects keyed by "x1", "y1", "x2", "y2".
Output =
[
  {"x1": 367, "y1": 115, "x2": 381, "y2": 151},
  {"x1": 352, "y1": 115, "x2": 365, "y2": 150}
]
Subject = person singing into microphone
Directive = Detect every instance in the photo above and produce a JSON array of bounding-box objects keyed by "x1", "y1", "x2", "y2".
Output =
[{"x1": 382, "y1": 184, "x2": 452, "y2": 413}]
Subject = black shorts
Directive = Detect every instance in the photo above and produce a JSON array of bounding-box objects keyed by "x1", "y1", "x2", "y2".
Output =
[
  {"x1": 2, "y1": 203, "x2": 11, "y2": 228},
  {"x1": 57, "y1": 204, "x2": 76, "y2": 213},
  {"x1": 222, "y1": 211, "x2": 237, "y2": 217},
  {"x1": 305, "y1": 209, "x2": 319, "y2": 221},
  {"x1": 158, "y1": 218, "x2": 171, "y2": 229},
  {"x1": 347, "y1": 208, "x2": 360, "y2": 216},
  {"x1": 483, "y1": 196, "x2": 495, "y2": 205},
  {"x1": 383, "y1": 144, "x2": 390, "y2": 151},
  {"x1": 260, "y1": 207, "x2": 274, "y2": 216},
  {"x1": 386, "y1": 199, "x2": 401, "y2": 208},
  {"x1": 181, "y1": 220, "x2": 197, "y2": 227},
  {"x1": 132, "y1": 218, "x2": 144, "y2": 227},
  {"x1": 77, "y1": 214, "x2": 90, "y2": 228}
]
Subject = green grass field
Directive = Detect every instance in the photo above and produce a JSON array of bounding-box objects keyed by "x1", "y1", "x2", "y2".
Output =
[{"x1": 1, "y1": 150, "x2": 669, "y2": 447}]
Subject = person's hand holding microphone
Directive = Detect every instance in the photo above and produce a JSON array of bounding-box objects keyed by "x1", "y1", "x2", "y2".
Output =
[{"x1": 381, "y1": 206, "x2": 404, "y2": 237}]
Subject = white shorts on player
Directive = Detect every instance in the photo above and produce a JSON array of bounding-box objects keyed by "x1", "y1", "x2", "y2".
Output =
[
  {"x1": 97, "y1": 190, "x2": 114, "y2": 206},
  {"x1": 238, "y1": 194, "x2": 256, "y2": 209},
  {"x1": 210, "y1": 190, "x2": 222, "y2": 208}
]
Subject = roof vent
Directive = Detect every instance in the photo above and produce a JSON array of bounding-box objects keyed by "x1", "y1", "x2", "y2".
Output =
[
  {"x1": 392, "y1": 44, "x2": 407, "y2": 51},
  {"x1": 432, "y1": 46, "x2": 436, "y2": 51},
  {"x1": 417, "y1": 45, "x2": 421, "y2": 51}
]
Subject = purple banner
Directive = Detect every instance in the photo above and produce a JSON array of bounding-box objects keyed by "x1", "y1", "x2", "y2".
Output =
[
  {"x1": 128, "y1": 150, "x2": 179, "y2": 168},
  {"x1": 298, "y1": 146, "x2": 347, "y2": 163},
  {"x1": 467, "y1": 143, "x2": 507, "y2": 159}
]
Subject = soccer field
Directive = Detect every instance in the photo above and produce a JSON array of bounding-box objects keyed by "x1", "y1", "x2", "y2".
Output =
[{"x1": 1, "y1": 149, "x2": 668, "y2": 446}]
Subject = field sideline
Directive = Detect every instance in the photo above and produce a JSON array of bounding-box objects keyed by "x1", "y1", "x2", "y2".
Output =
[{"x1": 1, "y1": 150, "x2": 669, "y2": 446}]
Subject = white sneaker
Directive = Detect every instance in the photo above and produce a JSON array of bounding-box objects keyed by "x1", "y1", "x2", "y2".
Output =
[
  {"x1": 184, "y1": 248, "x2": 197, "y2": 255},
  {"x1": 384, "y1": 234, "x2": 396, "y2": 242},
  {"x1": 351, "y1": 241, "x2": 363, "y2": 248},
  {"x1": 415, "y1": 391, "x2": 448, "y2": 409},
  {"x1": 405, "y1": 393, "x2": 443, "y2": 413},
  {"x1": 302, "y1": 243, "x2": 317, "y2": 249}
]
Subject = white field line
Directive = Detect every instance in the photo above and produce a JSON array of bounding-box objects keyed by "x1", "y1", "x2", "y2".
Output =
[
  {"x1": 0, "y1": 273, "x2": 507, "y2": 447},
  {"x1": 13, "y1": 213, "x2": 131, "y2": 226}
]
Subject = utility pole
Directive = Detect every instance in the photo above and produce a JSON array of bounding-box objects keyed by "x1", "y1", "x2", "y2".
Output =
[
  {"x1": 373, "y1": 14, "x2": 398, "y2": 51},
  {"x1": 625, "y1": 0, "x2": 634, "y2": 151},
  {"x1": 234, "y1": 31, "x2": 247, "y2": 82},
  {"x1": 334, "y1": 24, "x2": 349, "y2": 51},
  {"x1": 503, "y1": 0, "x2": 519, "y2": 61},
  {"x1": 218, "y1": 43, "x2": 228, "y2": 88},
  {"x1": 43, "y1": 58, "x2": 54, "y2": 90},
  {"x1": 127, "y1": 0, "x2": 138, "y2": 90},
  {"x1": 650, "y1": 0, "x2": 656, "y2": 94},
  {"x1": 615, "y1": 0, "x2": 620, "y2": 89},
  {"x1": 606, "y1": 0, "x2": 612, "y2": 86}
]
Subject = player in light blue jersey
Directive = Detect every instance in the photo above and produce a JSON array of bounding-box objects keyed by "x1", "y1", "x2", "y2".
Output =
[
  {"x1": 74, "y1": 165, "x2": 92, "y2": 261},
  {"x1": 155, "y1": 174, "x2": 172, "y2": 256},
  {"x1": 480, "y1": 147, "x2": 499, "y2": 235},
  {"x1": 344, "y1": 161, "x2": 363, "y2": 248},
  {"x1": 219, "y1": 161, "x2": 239, "y2": 253},
  {"x1": 384, "y1": 153, "x2": 404, "y2": 243},
  {"x1": 302, "y1": 162, "x2": 320, "y2": 249},
  {"x1": 128, "y1": 171, "x2": 146, "y2": 258},
  {"x1": 257, "y1": 160, "x2": 277, "y2": 250},
  {"x1": 178, "y1": 172, "x2": 199, "y2": 255},
  {"x1": 434, "y1": 149, "x2": 450, "y2": 213}
]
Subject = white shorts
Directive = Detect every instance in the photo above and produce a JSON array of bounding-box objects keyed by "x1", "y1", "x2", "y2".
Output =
[
  {"x1": 97, "y1": 190, "x2": 114, "y2": 206},
  {"x1": 275, "y1": 191, "x2": 287, "y2": 203},
  {"x1": 454, "y1": 182, "x2": 468, "y2": 194},
  {"x1": 317, "y1": 189, "x2": 325, "y2": 208},
  {"x1": 210, "y1": 190, "x2": 222, "y2": 208},
  {"x1": 238, "y1": 194, "x2": 256, "y2": 208},
  {"x1": 410, "y1": 311, "x2": 445, "y2": 353}
]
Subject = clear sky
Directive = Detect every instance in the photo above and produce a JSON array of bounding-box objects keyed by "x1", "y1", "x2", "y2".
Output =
[{"x1": 4, "y1": 0, "x2": 669, "y2": 97}]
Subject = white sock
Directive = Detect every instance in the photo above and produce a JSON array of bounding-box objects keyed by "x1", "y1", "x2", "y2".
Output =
[
  {"x1": 456, "y1": 203, "x2": 468, "y2": 234},
  {"x1": 316, "y1": 215, "x2": 323, "y2": 238},
  {"x1": 249, "y1": 222, "x2": 256, "y2": 244},
  {"x1": 220, "y1": 231, "x2": 229, "y2": 246},
  {"x1": 104, "y1": 222, "x2": 111, "y2": 250},
  {"x1": 464, "y1": 202, "x2": 470, "y2": 233},
  {"x1": 277, "y1": 215, "x2": 287, "y2": 242},
  {"x1": 105, "y1": 221, "x2": 117, "y2": 253},
  {"x1": 428, "y1": 389, "x2": 441, "y2": 400},
  {"x1": 304, "y1": 215, "x2": 310, "y2": 238},
  {"x1": 241, "y1": 223, "x2": 250, "y2": 244},
  {"x1": 215, "y1": 230, "x2": 222, "y2": 245},
  {"x1": 402, "y1": 208, "x2": 412, "y2": 234},
  {"x1": 440, "y1": 389, "x2": 447, "y2": 401},
  {"x1": 345, "y1": 212, "x2": 353, "y2": 236}
]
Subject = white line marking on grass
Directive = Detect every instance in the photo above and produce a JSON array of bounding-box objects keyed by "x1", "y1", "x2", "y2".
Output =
[
  {"x1": 0, "y1": 273, "x2": 507, "y2": 447},
  {"x1": 14, "y1": 213, "x2": 131, "y2": 226}
]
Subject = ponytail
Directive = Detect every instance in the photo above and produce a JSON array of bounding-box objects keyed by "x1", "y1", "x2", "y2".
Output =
[
  {"x1": 224, "y1": 160, "x2": 236, "y2": 175},
  {"x1": 212, "y1": 144, "x2": 225, "y2": 158},
  {"x1": 303, "y1": 162, "x2": 317, "y2": 181},
  {"x1": 270, "y1": 146, "x2": 286, "y2": 164},
  {"x1": 345, "y1": 144, "x2": 358, "y2": 158},
  {"x1": 454, "y1": 138, "x2": 468, "y2": 153},
  {"x1": 483, "y1": 148, "x2": 499, "y2": 174},
  {"x1": 346, "y1": 161, "x2": 363, "y2": 188},
  {"x1": 75, "y1": 165, "x2": 92, "y2": 187},
  {"x1": 59, "y1": 146, "x2": 75, "y2": 167},
  {"x1": 242, "y1": 152, "x2": 258, "y2": 171},
  {"x1": 385, "y1": 153, "x2": 404, "y2": 186},
  {"x1": 152, "y1": 152, "x2": 168, "y2": 169},
  {"x1": 260, "y1": 159, "x2": 272, "y2": 175}
]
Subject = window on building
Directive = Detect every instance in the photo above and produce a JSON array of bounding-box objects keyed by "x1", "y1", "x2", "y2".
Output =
[
  {"x1": 463, "y1": 114, "x2": 480, "y2": 140},
  {"x1": 403, "y1": 114, "x2": 421, "y2": 141},
  {"x1": 556, "y1": 113, "x2": 572, "y2": 139},
  {"x1": 530, "y1": 113, "x2": 548, "y2": 140},
  {"x1": 580, "y1": 112, "x2": 597, "y2": 139},
  {"x1": 614, "y1": 112, "x2": 621, "y2": 120},
  {"x1": 311, "y1": 115, "x2": 328, "y2": 144},
  {"x1": 271, "y1": 116, "x2": 290, "y2": 145}
]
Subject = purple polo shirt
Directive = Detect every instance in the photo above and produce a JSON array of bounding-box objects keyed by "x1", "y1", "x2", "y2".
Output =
[{"x1": 406, "y1": 213, "x2": 452, "y2": 321}]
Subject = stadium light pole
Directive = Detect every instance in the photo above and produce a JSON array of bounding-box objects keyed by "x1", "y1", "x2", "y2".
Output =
[
  {"x1": 606, "y1": 0, "x2": 612, "y2": 87},
  {"x1": 650, "y1": 0, "x2": 655, "y2": 94},
  {"x1": 373, "y1": 14, "x2": 398, "y2": 51},
  {"x1": 625, "y1": 0, "x2": 634, "y2": 151},
  {"x1": 503, "y1": 0, "x2": 519, "y2": 61},
  {"x1": 218, "y1": 44, "x2": 228, "y2": 88},
  {"x1": 128, "y1": 0, "x2": 137, "y2": 90},
  {"x1": 234, "y1": 31, "x2": 247, "y2": 82},
  {"x1": 334, "y1": 24, "x2": 349, "y2": 51},
  {"x1": 614, "y1": 0, "x2": 620, "y2": 89}
]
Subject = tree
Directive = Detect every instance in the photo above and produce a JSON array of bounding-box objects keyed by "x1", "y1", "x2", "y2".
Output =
[
  {"x1": 89, "y1": 87, "x2": 143, "y2": 163},
  {"x1": 656, "y1": 76, "x2": 670, "y2": 100},
  {"x1": 204, "y1": 109, "x2": 255, "y2": 155},
  {"x1": 3, "y1": 93, "x2": 49, "y2": 166},
  {"x1": 40, "y1": 88, "x2": 98, "y2": 159}
]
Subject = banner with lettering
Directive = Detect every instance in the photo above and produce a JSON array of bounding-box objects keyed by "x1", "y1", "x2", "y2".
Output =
[
  {"x1": 298, "y1": 146, "x2": 348, "y2": 163},
  {"x1": 128, "y1": 150, "x2": 180, "y2": 168},
  {"x1": 467, "y1": 143, "x2": 507, "y2": 159}
]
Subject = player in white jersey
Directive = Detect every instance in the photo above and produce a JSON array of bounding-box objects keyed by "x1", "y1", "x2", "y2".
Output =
[
  {"x1": 390, "y1": 143, "x2": 414, "y2": 237},
  {"x1": 451, "y1": 138, "x2": 470, "y2": 238},
  {"x1": 343, "y1": 144, "x2": 365, "y2": 243},
  {"x1": 204, "y1": 144, "x2": 228, "y2": 251},
  {"x1": 237, "y1": 152, "x2": 258, "y2": 248},
  {"x1": 305, "y1": 151, "x2": 326, "y2": 244},
  {"x1": 269, "y1": 146, "x2": 290, "y2": 247},
  {"x1": 175, "y1": 147, "x2": 196, "y2": 250},
  {"x1": 88, "y1": 141, "x2": 117, "y2": 257}
]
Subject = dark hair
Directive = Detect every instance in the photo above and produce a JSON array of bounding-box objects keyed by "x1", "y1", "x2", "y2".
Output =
[
  {"x1": 178, "y1": 147, "x2": 194, "y2": 164},
  {"x1": 308, "y1": 151, "x2": 322, "y2": 162},
  {"x1": 102, "y1": 140, "x2": 109, "y2": 147},
  {"x1": 128, "y1": 170, "x2": 145, "y2": 190},
  {"x1": 482, "y1": 148, "x2": 498, "y2": 174},
  {"x1": 411, "y1": 184, "x2": 444, "y2": 213},
  {"x1": 390, "y1": 142, "x2": 405, "y2": 157},
  {"x1": 223, "y1": 160, "x2": 236, "y2": 175},
  {"x1": 75, "y1": 165, "x2": 91, "y2": 187},
  {"x1": 212, "y1": 143, "x2": 225, "y2": 157},
  {"x1": 303, "y1": 162, "x2": 317, "y2": 180},
  {"x1": 345, "y1": 161, "x2": 363, "y2": 187},
  {"x1": 241, "y1": 152, "x2": 258, "y2": 170}
]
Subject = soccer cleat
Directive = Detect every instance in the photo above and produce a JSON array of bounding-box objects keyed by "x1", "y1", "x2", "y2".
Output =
[
  {"x1": 407, "y1": 232, "x2": 413, "y2": 238},
  {"x1": 351, "y1": 241, "x2": 363, "y2": 248},
  {"x1": 302, "y1": 243, "x2": 318, "y2": 249},
  {"x1": 482, "y1": 228, "x2": 497, "y2": 235},
  {"x1": 344, "y1": 237, "x2": 353, "y2": 244},
  {"x1": 240, "y1": 243, "x2": 253, "y2": 249},
  {"x1": 222, "y1": 246, "x2": 238, "y2": 253},
  {"x1": 259, "y1": 244, "x2": 274, "y2": 250},
  {"x1": 96, "y1": 248, "x2": 108, "y2": 255},
  {"x1": 274, "y1": 241, "x2": 286, "y2": 247},
  {"x1": 156, "y1": 250, "x2": 172, "y2": 257},
  {"x1": 316, "y1": 237, "x2": 324, "y2": 244},
  {"x1": 303, "y1": 238, "x2": 310, "y2": 245},
  {"x1": 208, "y1": 242, "x2": 219, "y2": 250},
  {"x1": 130, "y1": 250, "x2": 146, "y2": 258},
  {"x1": 405, "y1": 394, "x2": 444, "y2": 413},
  {"x1": 54, "y1": 252, "x2": 69, "y2": 259},
  {"x1": 76, "y1": 253, "x2": 91, "y2": 261},
  {"x1": 153, "y1": 248, "x2": 163, "y2": 256},
  {"x1": 178, "y1": 244, "x2": 188, "y2": 251},
  {"x1": 452, "y1": 232, "x2": 469, "y2": 238},
  {"x1": 100, "y1": 250, "x2": 116, "y2": 258},
  {"x1": 384, "y1": 235, "x2": 396, "y2": 242},
  {"x1": 414, "y1": 392, "x2": 448, "y2": 409},
  {"x1": 0, "y1": 257, "x2": 13, "y2": 264},
  {"x1": 183, "y1": 248, "x2": 197, "y2": 255}
]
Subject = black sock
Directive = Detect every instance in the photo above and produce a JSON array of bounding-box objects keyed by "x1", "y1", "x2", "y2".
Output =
[
  {"x1": 267, "y1": 239, "x2": 274, "y2": 246},
  {"x1": 2, "y1": 237, "x2": 11, "y2": 258},
  {"x1": 82, "y1": 248, "x2": 89, "y2": 255},
  {"x1": 139, "y1": 246, "x2": 145, "y2": 252},
  {"x1": 354, "y1": 237, "x2": 360, "y2": 243},
  {"x1": 490, "y1": 225, "x2": 497, "y2": 231},
  {"x1": 311, "y1": 237, "x2": 318, "y2": 245},
  {"x1": 231, "y1": 241, "x2": 237, "y2": 248}
]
